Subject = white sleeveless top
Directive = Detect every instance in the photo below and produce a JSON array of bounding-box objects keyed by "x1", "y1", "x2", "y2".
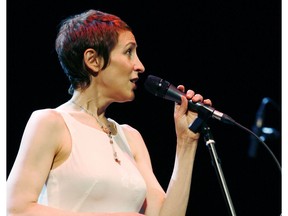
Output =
[{"x1": 38, "y1": 111, "x2": 147, "y2": 213}]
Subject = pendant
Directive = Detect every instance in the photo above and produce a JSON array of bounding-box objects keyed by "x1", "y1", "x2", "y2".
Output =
[
  {"x1": 115, "y1": 158, "x2": 121, "y2": 165},
  {"x1": 113, "y1": 151, "x2": 121, "y2": 165}
]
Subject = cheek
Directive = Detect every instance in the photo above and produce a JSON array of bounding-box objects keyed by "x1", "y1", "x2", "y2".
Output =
[{"x1": 110, "y1": 56, "x2": 134, "y2": 73}]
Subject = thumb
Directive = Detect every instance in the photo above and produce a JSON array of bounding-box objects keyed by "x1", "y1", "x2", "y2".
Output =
[{"x1": 174, "y1": 95, "x2": 188, "y2": 117}]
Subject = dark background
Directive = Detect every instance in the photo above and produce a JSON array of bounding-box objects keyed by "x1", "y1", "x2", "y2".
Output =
[{"x1": 6, "y1": 0, "x2": 282, "y2": 215}]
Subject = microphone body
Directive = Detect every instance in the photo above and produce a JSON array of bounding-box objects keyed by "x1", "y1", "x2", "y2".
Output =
[{"x1": 144, "y1": 75, "x2": 234, "y2": 124}]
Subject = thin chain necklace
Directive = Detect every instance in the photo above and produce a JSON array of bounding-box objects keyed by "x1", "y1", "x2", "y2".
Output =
[{"x1": 71, "y1": 101, "x2": 121, "y2": 165}]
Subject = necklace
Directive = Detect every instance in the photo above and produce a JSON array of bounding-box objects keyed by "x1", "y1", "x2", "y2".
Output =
[{"x1": 71, "y1": 101, "x2": 121, "y2": 165}]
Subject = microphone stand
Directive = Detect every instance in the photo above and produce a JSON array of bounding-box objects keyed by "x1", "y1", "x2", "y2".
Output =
[
  {"x1": 202, "y1": 124, "x2": 237, "y2": 216},
  {"x1": 189, "y1": 117, "x2": 236, "y2": 216}
]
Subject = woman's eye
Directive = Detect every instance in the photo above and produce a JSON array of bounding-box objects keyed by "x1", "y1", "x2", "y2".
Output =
[{"x1": 126, "y1": 48, "x2": 132, "y2": 56}]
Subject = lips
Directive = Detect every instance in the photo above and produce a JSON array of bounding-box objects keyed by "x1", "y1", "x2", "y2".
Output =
[
  {"x1": 130, "y1": 77, "x2": 139, "y2": 89},
  {"x1": 130, "y1": 77, "x2": 139, "y2": 83}
]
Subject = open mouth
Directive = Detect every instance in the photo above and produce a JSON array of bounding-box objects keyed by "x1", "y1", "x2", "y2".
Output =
[
  {"x1": 130, "y1": 77, "x2": 139, "y2": 83},
  {"x1": 130, "y1": 78, "x2": 139, "y2": 89}
]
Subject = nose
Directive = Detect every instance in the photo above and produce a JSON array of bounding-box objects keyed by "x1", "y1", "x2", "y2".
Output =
[{"x1": 133, "y1": 55, "x2": 145, "y2": 73}]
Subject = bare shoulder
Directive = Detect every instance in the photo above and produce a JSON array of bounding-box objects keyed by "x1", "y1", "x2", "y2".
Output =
[
  {"x1": 24, "y1": 108, "x2": 68, "y2": 149},
  {"x1": 120, "y1": 124, "x2": 150, "y2": 162},
  {"x1": 120, "y1": 124, "x2": 142, "y2": 139},
  {"x1": 30, "y1": 108, "x2": 63, "y2": 120},
  {"x1": 23, "y1": 108, "x2": 70, "y2": 169},
  {"x1": 28, "y1": 108, "x2": 65, "y2": 129}
]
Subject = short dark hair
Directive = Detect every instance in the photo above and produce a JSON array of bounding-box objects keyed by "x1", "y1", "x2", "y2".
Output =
[{"x1": 55, "y1": 9, "x2": 132, "y2": 95}]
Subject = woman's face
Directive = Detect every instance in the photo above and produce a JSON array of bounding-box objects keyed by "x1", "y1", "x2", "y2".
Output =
[{"x1": 98, "y1": 31, "x2": 145, "y2": 103}]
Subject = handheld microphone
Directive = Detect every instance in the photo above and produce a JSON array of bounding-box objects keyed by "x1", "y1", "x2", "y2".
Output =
[{"x1": 144, "y1": 75, "x2": 234, "y2": 124}]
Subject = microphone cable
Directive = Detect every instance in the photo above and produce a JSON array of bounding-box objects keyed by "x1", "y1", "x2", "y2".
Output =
[{"x1": 230, "y1": 118, "x2": 281, "y2": 175}]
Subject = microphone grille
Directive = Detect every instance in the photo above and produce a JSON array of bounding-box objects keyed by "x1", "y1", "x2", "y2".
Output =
[{"x1": 144, "y1": 75, "x2": 170, "y2": 98}]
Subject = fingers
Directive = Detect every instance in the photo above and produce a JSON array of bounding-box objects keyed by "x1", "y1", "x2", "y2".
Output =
[
  {"x1": 177, "y1": 85, "x2": 212, "y2": 106},
  {"x1": 191, "y1": 93, "x2": 203, "y2": 103},
  {"x1": 203, "y1": 99, "x2": 212, "y2": 106}
]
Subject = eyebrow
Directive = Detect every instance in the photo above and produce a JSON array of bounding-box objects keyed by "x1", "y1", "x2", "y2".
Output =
[{"x1": 126, "y1": 41, "x2": 137, "y2": 47}]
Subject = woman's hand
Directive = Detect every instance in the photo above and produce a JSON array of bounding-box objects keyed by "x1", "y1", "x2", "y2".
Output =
[{"x1": 174, "y1": 85, "x2": 212, "y2": 142}]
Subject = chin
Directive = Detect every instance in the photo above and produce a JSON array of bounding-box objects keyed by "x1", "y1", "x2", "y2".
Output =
[
  {"x1": 126, "y1": 94, "x2": 135, "y2": 102},
  {"x1": 128, "y1": 90, "x2": 135, "y2": 99},
  {"x1": 118, "y1": 92, "x2": 135, "y2": 103}
]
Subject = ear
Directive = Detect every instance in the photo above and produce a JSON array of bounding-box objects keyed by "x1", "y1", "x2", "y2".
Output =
[{"x1": 83, "y1": 48, "x2": 103, "y2": 73}]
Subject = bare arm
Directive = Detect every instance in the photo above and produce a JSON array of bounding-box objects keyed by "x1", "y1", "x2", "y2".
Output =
[
  {"x1": 158, "y1": 88, "x2": 203, "y2": 216},
  {"x1": 124, "y1": 86, "x2": 211, "y2": 216}
]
